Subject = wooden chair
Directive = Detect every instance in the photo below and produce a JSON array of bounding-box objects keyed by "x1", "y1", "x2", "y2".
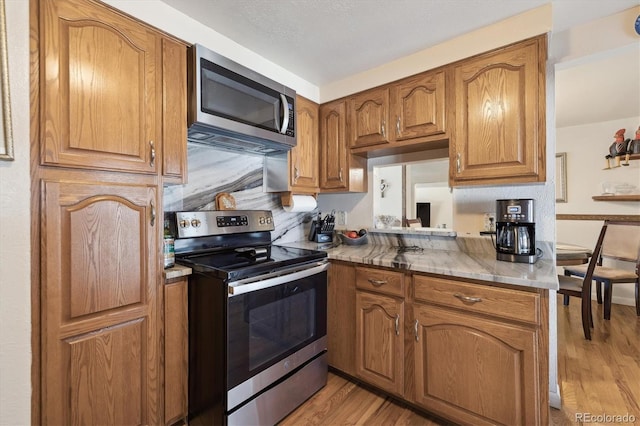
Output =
[
  {"x1": 563, "y1": 220, "x2": 640, "y2": 320},
  {"x1": 557, "y1": 223, "x2": 607, "y2": 340},
  {"x1": 405, "y1": 218, "x2": 422, "y2": 228}
]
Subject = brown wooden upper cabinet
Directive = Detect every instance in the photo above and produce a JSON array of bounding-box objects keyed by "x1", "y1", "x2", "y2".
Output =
[
  {"x1": 320, "y1": 99, "x2": 367, "y2": 192},
  {"x1": 162, "y1": 38, "x2": 188, "y2": 184},
  {"x1": 40, "y1": 0, "x2": 187, "y2": 180},
  {"x1": 289, "y1": 96, "x2": 320, "y2": 192},
  {"x1": 451, "y1": 35, "x2": 546, "y2": 186},
  {"x1": 349, "y1": 69, "x2": 448, "y2": 151}
]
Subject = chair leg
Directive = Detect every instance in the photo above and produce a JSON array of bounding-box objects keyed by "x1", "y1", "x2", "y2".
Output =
[
  {"x1": 603, "y1": 281, "x2": 612, "y2": 320},
  {"x1": 595, "y1": 281, "x2": 603, "y2": 304},
  {"x1": 563, "y1": 294, "x2": 570, "y2": 306},
  {"x1": 581, "y1": 292, "x2": 591, "y2": 340},
  {"x1": 635, "y1": 281, "x2": 639, "y2": 317}
]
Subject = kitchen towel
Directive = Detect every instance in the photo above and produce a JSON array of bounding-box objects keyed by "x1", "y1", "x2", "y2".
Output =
[{"x1": 283, "y1": 195, "x2": 317, "y2": 212}]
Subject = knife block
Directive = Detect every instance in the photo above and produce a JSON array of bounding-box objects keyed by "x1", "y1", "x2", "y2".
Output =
[{"x1": 308, "y1": 220, "x2": 333, "y2": 243}]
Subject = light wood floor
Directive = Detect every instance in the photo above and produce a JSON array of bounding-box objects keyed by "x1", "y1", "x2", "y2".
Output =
[{"x1": 280, "y1": 297, "x2": 640, "y2": 425}]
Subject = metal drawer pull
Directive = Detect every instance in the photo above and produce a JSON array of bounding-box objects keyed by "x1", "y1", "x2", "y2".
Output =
[
  {"x1": 414, "y1": 319, "x2": 419, "y2": 341},
  {"x1": 368, "y1": 279, "x2": 387, "y2": 287},
  {"x1": 395, "y1": 314, "x2": 400, "y2": 336},
  {"x1": 149, "y1": 140, "x2": 156, "y2": 167},
  {"x1": 454, "y1": 293, "x2": 482, "y2": 304},
  {"x1": 150, "y1": 201, "x2": 156, "y2": 227}
]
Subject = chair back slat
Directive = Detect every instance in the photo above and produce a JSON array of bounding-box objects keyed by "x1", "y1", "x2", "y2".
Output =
[{"x1": 601, "y1": 222, "x2": 640, "y2": 262}]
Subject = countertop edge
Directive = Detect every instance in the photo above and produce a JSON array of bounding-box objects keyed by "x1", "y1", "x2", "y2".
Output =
[{"x1": 163, "y1": 264, "x2": 192, "y2": 281}]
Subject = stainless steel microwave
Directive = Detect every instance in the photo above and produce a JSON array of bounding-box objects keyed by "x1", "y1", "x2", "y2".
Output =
[{"x1": 187, "y1": 44, "x2": 297, "y2": 155}]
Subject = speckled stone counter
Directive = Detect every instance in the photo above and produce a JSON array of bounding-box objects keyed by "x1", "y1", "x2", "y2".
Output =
[
  {"x1": 279, "y1": 231, "x2": 558, "y2": 290},
  {"x1": 163, "y1": 264, "x2": 192, "y2": 282}
]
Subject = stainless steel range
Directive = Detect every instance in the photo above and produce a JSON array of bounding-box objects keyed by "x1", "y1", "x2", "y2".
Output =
[{"x1": 167, "y1": 210, "x2": 328, "y2": 425}]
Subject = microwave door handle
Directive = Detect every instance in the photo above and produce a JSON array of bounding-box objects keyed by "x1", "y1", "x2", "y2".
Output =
[{"x1": 279, "y1": 94, "x2": 289, "y2": 134}]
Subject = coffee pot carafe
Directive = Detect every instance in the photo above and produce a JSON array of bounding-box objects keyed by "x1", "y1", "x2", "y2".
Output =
[{"x1": 495, "y1": 199, "x2": 537, "y2": 264}]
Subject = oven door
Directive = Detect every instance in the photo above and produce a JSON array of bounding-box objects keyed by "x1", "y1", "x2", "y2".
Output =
[{"x1": 226, "y1": 261, "x2": 328, "y2": 410}]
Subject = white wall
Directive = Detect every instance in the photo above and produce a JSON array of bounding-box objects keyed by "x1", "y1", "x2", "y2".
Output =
[
  {"x1": 0, "y1": 1, "x2": 31, "y2": 425},
  {"x1": 552, "y1": 6, "x2": 640, "y2": 308},
  {"x1": 414, "y1": 184, "x2": 453, "y2": 228},
  {"x1": 372, "y1": 165, "x2": 403, "y2": 225},
  {"x1": 556, "y1": 117, "x2": 640, "y2": 306}
]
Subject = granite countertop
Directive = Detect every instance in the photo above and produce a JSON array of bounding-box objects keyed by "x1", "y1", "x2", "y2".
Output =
[
  {"x1": 163, "y1": 264, "x2": 192, "y2": 281},
  {"x1": 279, "y1": 233, "x2": 558, "y2": 291}
]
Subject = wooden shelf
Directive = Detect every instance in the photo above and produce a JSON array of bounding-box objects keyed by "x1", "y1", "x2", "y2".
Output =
[{"x1": 592, "y1": 195, "x2": 640, "y2": 201}]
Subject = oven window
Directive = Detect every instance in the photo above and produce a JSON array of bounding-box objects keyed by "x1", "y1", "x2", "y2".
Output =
[
  {"x1": 248, "y1": 289, "x2": 315, "y2": 370},
  {"x1": 227, "y1": 271, "x2": 327, "y2": 389}
]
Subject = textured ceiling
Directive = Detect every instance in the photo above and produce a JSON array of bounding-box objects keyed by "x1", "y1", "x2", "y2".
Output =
[
  {"x1": 160, "y1": 0, "x2": 640, "y2": 127},
  {"x1": 161, "y1": 0, "x2": 638, "y2": 86}
]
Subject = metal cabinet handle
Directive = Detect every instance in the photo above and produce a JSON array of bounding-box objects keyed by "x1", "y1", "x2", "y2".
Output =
[
  {"x1": 456, "y1": 153, "x2": 461, "y2": 174},
  {"x1": 294, "y1": 166, "x2": 300, "y2": 183},
  {"x1": 396, "y1": 116, "x2": 401, "y2": 136},
  {"x1": 339, "y1": 168, "x2": 343, "y2": 182},
  {"x1": 149, "y1": 141, "x2": 156, "y2": 167},
  {"x1": 454, "y1": 293, "x2": 482, "y2": 304},
  {"x1": 414, "y1": 319, "x2": 419, "y2": 341},
  {"x1": 150, "y1": 201, "x2": 156, "y2": 227},
  {"x1": 279, "y1": 94, "x2": 289, "y2": 134},
  {"x1": 395, "y1": 314, "x2": 400, "y2": 336},
  {"x1": 367, "y1": 278, "x2": 387, "y2": 287},
  {"x1": 381, "y1": 119, "x2": 386, "y2": 138}
]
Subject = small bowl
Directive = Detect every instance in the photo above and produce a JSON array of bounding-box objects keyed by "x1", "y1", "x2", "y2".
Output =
[{"x1": 337, "y1": 233, "x2": 369, "y2": 246}]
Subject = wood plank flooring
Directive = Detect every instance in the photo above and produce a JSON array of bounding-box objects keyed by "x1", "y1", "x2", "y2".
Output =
[{"x1": 280, "y1": 297, "x2": 640, "y2": 425}]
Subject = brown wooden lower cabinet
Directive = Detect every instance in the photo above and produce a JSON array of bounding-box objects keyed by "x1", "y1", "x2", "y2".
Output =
[
  {"x1": 355, "y1": 290, "x2": 404, "y2": 396},
  {"x1": 327, "y1": 261, "x2": 548, "y2": 426},
  {"x1": 164, "y1": 278, "x2": 188, "y2": 425},
  {"x1": 327, "y1": 262, "x2": 356, "y2": 375}
]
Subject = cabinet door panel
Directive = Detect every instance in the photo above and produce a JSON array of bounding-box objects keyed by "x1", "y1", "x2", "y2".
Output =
[
  {"x1": 414, "y1": 304, "x2": 539, "y2": 426},
  {"x1": 165, "y1": 280, "x2": 188, "y2": 424},
  {"x1": 42, "y1": 0, "x2": 159, "y2": 173},
  {"x1": 320, "y1": 100, "x2": 347, "y2": 189},
  {"x1": 67, "y1": 319, "x2": 144, "y2": 425},
  {"x1": 356, "y1": 291, "x2": 403, "y2": 395},
  {"x1": 327, "y1": 262, "x2": 356, "y2": 375},
  {"x1": 162, "y1": 38, "x2": 187, "y2": 183},
  {"x1": 42, "y1": 179, "x2": 159, "y2": 425},
  {"x1": 68, "y1": 196, "x2": 143, "y2": 317},
  {"x1": 290, "y1": 96, "x2": 319, "y2": 190},
  {"x1": 393, "y1": 71, "x2": 446, "y2": 141},
  {"x1": 453, "y1": 39, "x2": 544, "y2": 184},
  {"x1": 350, "y1": 88, "x2": 390, "y2": 148}
]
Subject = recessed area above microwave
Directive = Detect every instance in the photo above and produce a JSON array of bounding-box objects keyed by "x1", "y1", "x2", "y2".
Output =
[{"x1": 187, "y1": 44, "x2": 297, "y2": 154}]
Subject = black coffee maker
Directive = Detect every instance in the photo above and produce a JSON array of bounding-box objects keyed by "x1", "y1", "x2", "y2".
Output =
[{"x1": 495, "y1": 199, "x2": 537, "y2": 264}]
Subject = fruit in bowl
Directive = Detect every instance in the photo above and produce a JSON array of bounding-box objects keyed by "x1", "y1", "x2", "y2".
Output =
[{"x1": 339, "y1": 229, "x2": 368, "y2": 245}]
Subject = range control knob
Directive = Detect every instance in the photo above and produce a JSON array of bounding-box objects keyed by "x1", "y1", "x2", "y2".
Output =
[
  {"x1": 179, "y1": 219, "x2": 190, "y2": 228},
  {"x1": 191, "y1": 218, "x2": 201, "y2": 228}
]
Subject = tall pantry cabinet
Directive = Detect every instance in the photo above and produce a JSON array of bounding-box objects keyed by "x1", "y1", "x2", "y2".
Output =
[{"x1": 31, "y1": 0, "x2": 187, "y2": 424}]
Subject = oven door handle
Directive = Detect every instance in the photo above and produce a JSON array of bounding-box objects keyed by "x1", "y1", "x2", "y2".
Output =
[{"x1": 228, "y1": 262, "x2": 329, "y2": 297}]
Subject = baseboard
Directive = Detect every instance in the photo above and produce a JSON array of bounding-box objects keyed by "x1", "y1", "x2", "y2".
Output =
[{"x1": 549, "y1": 384, "x2": 562, "y2": 409}]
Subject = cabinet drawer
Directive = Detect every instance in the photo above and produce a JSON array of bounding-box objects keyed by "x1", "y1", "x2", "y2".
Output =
[
  {"x1": 413, "y1": 275, "x2": 539, "y2": 324},
  {"x1": 356, "y1": 267, "x2": 404, "y2": 297}
]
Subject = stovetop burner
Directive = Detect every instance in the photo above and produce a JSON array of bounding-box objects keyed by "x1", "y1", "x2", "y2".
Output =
[
  {"x1": 168, "y1": 210, "x2": 328, "y2": 281},
  {"x1": 178, "y1": 245, "x2": 327, "y2": 282}
]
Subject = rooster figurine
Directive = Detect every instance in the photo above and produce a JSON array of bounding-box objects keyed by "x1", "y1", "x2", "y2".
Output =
[{"x1": 605, "y1": 128, "x2": 630, "y2": 169}]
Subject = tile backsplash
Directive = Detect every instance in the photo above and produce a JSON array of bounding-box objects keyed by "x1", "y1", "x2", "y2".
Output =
[{"x1": 163, "y1": 144, "x2": 313, "y2": 244}]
